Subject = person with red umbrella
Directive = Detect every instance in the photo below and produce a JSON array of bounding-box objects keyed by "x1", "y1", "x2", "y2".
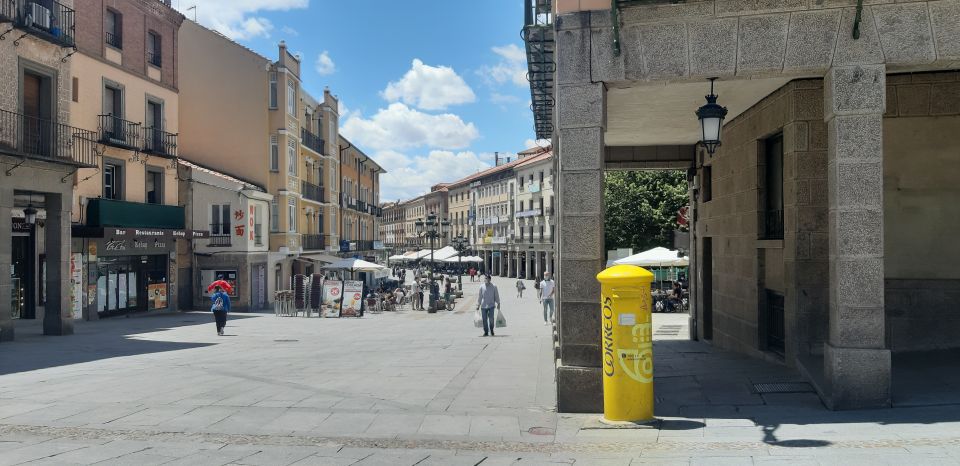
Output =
[{"x1": 207, "y1": 280, "x2": 232, "y2": 335}]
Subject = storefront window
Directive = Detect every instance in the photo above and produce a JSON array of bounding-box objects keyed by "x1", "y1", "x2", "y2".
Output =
[{"x1": 96, "y1": 255, "x2": 167, "y2": 315}]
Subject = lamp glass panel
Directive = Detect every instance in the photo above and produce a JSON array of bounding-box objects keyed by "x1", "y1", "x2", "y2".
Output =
[{"x1": 701, "y1": 117, "x2": 722, "y2": 143}]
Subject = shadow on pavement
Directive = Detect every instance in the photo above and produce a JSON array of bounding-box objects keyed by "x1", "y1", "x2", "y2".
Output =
[{"x1": 0, "y1": 312, "x2": 256, "y2": 376}]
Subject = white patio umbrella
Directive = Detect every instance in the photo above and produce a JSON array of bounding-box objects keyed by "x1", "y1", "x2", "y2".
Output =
[
  {"x1": 612, "y1": 247, "x2": 688, "y2": 267},
  {"x1": 322, "y1": 258, "x2": 387, "y2": 274},
  {"x1": 443, "y1": 255, "x2": 483, "y2": 263}
]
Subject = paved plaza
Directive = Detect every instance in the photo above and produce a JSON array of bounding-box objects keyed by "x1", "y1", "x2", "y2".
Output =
[{"x1": 2, "y1": 275, "x2": 960, "y2": 464}]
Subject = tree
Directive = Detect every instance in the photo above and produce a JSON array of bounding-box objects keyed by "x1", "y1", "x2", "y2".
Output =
[{"x1": 604, "y1": 170, "x2": 688, "y2": 252}]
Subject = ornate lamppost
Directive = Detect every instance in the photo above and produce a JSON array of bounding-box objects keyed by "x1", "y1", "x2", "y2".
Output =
[
  {"x1": 451, "y1": 234, "x2": 469, "y2": 291},
  {"x1": 695, "y1": 77, "x2": 728, "y2": 157},
  {"x1": 415, "y1": 212, "x2": 450, "y2": 312}
]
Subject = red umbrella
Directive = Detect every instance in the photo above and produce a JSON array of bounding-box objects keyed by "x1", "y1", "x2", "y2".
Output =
[{"x1": 207, "y1": 280, "x2": 233, "y2": 293}]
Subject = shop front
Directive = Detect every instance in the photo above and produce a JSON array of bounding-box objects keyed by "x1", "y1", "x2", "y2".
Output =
[{"x1": 73, "y1": 226, "x2": 208, "y2": 318}]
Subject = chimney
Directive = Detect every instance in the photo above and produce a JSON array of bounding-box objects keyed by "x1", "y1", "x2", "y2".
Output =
[{"x1": 495, "y1": 151, "x2": 499, "y2": 166}]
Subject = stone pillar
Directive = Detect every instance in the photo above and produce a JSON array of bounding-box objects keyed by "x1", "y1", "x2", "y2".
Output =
[
  {"x1": 534, "y1": 251, "x2": 543, "y2": 280},
  {"x1": 0, "y1": 185, "x2": 13, "y2": 342},
  {"x1": 44, "y1": 193, "x2": 73, "y2": 336},
  {"x1": 525, "y1": 253, "x2": 532, "y2": 279},
  {"x1": 554, "y1": 11, "x2": 607, "y2": 413},
  {"x1": 823, "y1": 65, "x2": 890, "y2": 409},
  {"x1": 514, "y1": 251, "x2": 520, "y2": 278},
  {"x1": 546, "y1": 251, "x2": 554, "y2": 274}
]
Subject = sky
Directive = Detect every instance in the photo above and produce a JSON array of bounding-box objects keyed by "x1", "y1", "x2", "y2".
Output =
[{"x1": 173, "y1": 0, "x2": 548, "y2": 201}]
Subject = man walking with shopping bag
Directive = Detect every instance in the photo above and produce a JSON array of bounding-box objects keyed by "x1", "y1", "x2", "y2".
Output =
[{"x1": 477, "y1": 275, "x2": 500, "y2": 337}]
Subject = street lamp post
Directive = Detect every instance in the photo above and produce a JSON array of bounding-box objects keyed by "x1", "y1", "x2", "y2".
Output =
[
  {"x1": 451, "y1": 235, "x2": 469, "y2": 291},
  {"x1": 415, "y1": 212, "x2": 450, "y2": 312}
]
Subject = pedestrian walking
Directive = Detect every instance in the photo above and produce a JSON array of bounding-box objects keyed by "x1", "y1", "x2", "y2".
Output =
[
  {"x1": 515, "y1": 279, "x2": 526, "y2": 298},
  {"x1": 539, "y1": 271, "x2": 556, "y2": 325},
  {"x1": 210, "y1": 286, "x2": 231, "y2": 335},
  {"x1": 469, "y1": 267, "x2": 476, "y2": 282},
  {"x1": 476, "y1": 275, "x2": 500, "y2": 337}
]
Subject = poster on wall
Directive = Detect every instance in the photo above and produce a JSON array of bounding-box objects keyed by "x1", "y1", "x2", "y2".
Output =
[
  {"x1": 340, "y1": 280, "x2": 364, "y2": 317},
  {"x1": 322, "y1": 280, "x2": 343, "y2": 318},
  {"x1": 70, "y1": 253, "x2": 83, "y2": 319},
  {"x1": 149, "y1": 283, "x2": 167, "y2": 309}
]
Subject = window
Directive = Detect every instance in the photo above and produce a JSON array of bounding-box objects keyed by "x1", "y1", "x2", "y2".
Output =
[
  {"x1": 270, "y1": 199, "x2": 279, "y2": 232},
  {"x1": 145, "y1": 167, "x2": 162, "y2": 204},
  {"x1": 103, "y1": 83, "x2": 123, "y2": 118},
  {"x1": 268, "y1": 72, "x2": 278, "y2": 108},
  {"x1": 71, "y1": 77, "x2": 78, "y2": 102},
  {"x1": 211, "y1": 204, "x2": 230, "y2": 236},
  {"x1": 103, "y1": 162, "x2": 122, "y2": 199},
  {"x1": 539, "y1": 225, "x2": 544, "y2": 242},
  {"x1": 287, "y1": 197, "x2": 297, "y2": 232},
  {"x1": 702, "y1": 166, "x2": 713, "y2": 203},
  {"x1": 286, "y1": 81, "x2": 296, "y2": 116},
  {"x1": 105, "y1": 9, "x2": 122, "y2": 49},
  {"x1": 254, "y1": 205, "x2": 264, "y2": 245},
  {"x1": 762, "y1": 133, "x2": 784, "y2": 240},
  {"x1": 539, "y1": 198, "x2": 544, "y2": 214},
  {"x1": 147, "y1": 32, "x2": 161, "y2": 67},
  {"x1": 287, "y1": 139, "x2": 297, "y2": 176},
  {"x1": 269, "y1": 135, "x2": 278, "y2": 171}
]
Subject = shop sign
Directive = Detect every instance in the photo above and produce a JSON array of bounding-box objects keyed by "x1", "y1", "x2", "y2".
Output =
[
  {"x1": 322, "y1": 280, "x2": 343, "y2": 318},
  {"x1": 341, "y1": 280, "x2": 363, "y2": 317},
  {"x1": 75, "y1": 227, "x2": 209, "y2": 239},
  {"x1": 70, "y1": 253, "x2": 83, "y2": 319},
  {"x1": 12, "y1": 218, "x2": 33, "y2": 232}
]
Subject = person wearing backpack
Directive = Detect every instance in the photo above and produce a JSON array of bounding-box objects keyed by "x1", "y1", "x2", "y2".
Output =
[{"x1": 210, "y1": 286, "x2": 231, "y2": 336}]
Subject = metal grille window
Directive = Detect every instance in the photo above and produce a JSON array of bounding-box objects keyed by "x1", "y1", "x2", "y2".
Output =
[
  {"x1": 105, "y1": 9, "x2": 122, "y2": 49},
  {"x1": 254, "y1": 205, "x2": 264, "y2": 245},
  {"x1": 211, "y1": 204, "x2": 231, "y2": 236},
  {"x1": 286, "y1": 81, "x2": 296, "y2": 116},
  {"x1": 147, "y1": 31, "x2": 161, "y2": 67}
]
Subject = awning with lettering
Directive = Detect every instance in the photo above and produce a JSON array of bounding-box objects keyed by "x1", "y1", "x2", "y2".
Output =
[{"x1": 72, "y1": 226, "x2": 209, "y2": 239}]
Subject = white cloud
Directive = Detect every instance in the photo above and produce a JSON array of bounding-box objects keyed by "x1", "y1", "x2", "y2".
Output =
[
  {"x1": 491, "y1": 93, "x2": 521, "y2": 105},
  {"x1": 176, "y1": 0, "x2": 308, "y2": 40},
  {"x1": 340, "y1": 103, "x2": 479, "y2": 151},
  {"x1": 525, "y1": 138, "x2": 551, "y2": 149},
  {"x1": 280, "y1": 25, "x2": 299, "y2": 37},
  {"x1": 479, "y1": 43, "x2": 528, "y2": 88},
  {"x1": 315, "y1": 50, "x2": 336, "y2": 75},
  {"x1": 382, "y1": 59, "x2": 476, "y2": 111},
  {"x1": 378, "y1": 150, "x2": 491, "y2": 200}
]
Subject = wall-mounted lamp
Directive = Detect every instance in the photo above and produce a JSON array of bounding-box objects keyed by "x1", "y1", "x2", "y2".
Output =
[{"x1": 696, "y1": 77, "x2": 728, "y2": 157}]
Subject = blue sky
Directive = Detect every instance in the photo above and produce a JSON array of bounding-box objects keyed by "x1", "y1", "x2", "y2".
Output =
[{"x1": 174, "y1": 0, "x2": 543, "y2": 201}]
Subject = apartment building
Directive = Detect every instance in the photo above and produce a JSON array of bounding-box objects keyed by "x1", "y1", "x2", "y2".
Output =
[
  {"x1": 509, "y1": 147, "x2": 555, "y2": 279},
  {"x1": 379, "y1": 201, "x2": 405, "y2": 249},
  {"x1": 178, "y1": 160, "x2": 271, "y2": 312},
  {"x1": 177, "y1": 22, "x2": 352, "y2": 299},
  {"x1": 0, "y1": 0, "x2": 96, "y2": 340},
  {"x1": 403, "y1": 195, "x2": 426, "y2": 247},
  {"x1": 423, "y1": 184, "x2": 449, "y2": 248},
  {"x1": 448, "y1": 183, "x2": 471, "y2": 244},
  {"x1": 68, "y1": 0, "x2": 189, "y2": 319},
  {"x1": 337, "y1": 136, "x2": 383, "y2": 255},
  {"x1": 471, "y1": 159, "x2": 520, "y2": 274}
]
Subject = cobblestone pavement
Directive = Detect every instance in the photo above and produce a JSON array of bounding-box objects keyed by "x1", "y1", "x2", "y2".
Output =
[{"x1": 3, "y1": 274, "x2": 960, "y2": 464}]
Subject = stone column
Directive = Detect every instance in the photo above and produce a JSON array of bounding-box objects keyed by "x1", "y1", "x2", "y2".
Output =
[
  {"x1": 546, "y1": 251, "x2": 554, "y2": 274},
  {"x1": 534, "y1": 251, "x2": 543, "y2": 280},
  {"x1": 823, "y1": 65, "x2": 889, "y2": 409},
  {"x1": 525, "y1": 253, "x2": 532, "y2": 279},
  {"x1": 553, "y1": 11, "x2": 607, "y2": 413},
  {"x1": 514, "y1": 251, "x2": 521, "y2": 278},
  {"x1": 0, "y1": 185, "x2": 13, "y2": 342},
  {"x1": 44, "y1": 193, "x2": 73, "y2": 336}
]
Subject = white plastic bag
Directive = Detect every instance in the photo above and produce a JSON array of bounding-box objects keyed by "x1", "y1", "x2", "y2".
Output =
[
  {"x1": 473, "y1": 309, "x2": 482, "y2": 328},
  {"x1": 495, "y1": 309, "x2": 507, "y2": 328}
]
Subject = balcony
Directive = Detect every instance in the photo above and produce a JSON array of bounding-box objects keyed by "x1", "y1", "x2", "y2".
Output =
[
  {"x1": 301, "y1": 180, "x2": 325, "y2": 203},
  {"x1": 356, "y1": 200, "x2": 367, "y2": 213},
  {"x1": 300, "y1": 128, "x2": 324, "y2": 155},
  {"x1": 147, "y1": 51, "x2": 161, "y2": 67},
  {"x1": 208, "y1": 235, "x2": 231, "y2": 247},
  {"x1": 0, "y1": 108, "x2": 98, "y2": 167},
  {"x1": 1, "y1": 0, "x2": 76, "y2": 48},
  {"x1": 86, "y1": 198, "x2": 184, "y2": 229},
  {"x1": 105, "y1": 31, "x2": 121, "y2": 49},
  {"x1": 302, "y1": 233, "x2": 326, "y2": 251},
  {"x1": 143, "y1": 126, "x2": 177, "y2": 157},
  {"x1": 99, "y1": 114, "x2": 142, "y2": 150}
]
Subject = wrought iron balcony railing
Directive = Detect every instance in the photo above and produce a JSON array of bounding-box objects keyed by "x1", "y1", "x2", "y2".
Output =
[
  {"x1": 208, "y1": 234, "x2": 232, "y2": 247},
  {"x1": 302, "y1": 233, "x2": 326, "y2": 250},
  {"x1": 301, "y1": 180, "x2": 325, "y2": 203},
  {"x1": 300, "y1": 128, "x2": 324, "y2": 154},
  {"x1": 761, "y1": 209, "x2": 784, "y2": 240},
  {"x1": 147, "y1": 51, "x2": 161, "y2": 67},
  {"x1": 0, "y1": 108, "x2": 98, "y2": 167},
  {"x1": 105, "y1": 30, "x2": 121, "y2": 49},
  {"x1": 98, "y1": 114, "x2": 142, "y2": 150},
  {"x1": 143, "y1": 126, "x2": 177, "y2": 157},
  {"x1": 1, "y1": 0, "x2": 76, "y2": 48},
  {"x1": 356, "y1": 200, "x2": 367, "y2": 213}
]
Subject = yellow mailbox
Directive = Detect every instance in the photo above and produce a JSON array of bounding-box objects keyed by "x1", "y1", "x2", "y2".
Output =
[{"x1": 596, "y1": 264, "x2": 655, "y2": 423}]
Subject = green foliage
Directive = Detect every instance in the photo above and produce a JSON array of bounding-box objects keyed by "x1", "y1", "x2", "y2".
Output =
[{"x1": 604, "y1": 170, "x2": 688, "y2": 252}]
